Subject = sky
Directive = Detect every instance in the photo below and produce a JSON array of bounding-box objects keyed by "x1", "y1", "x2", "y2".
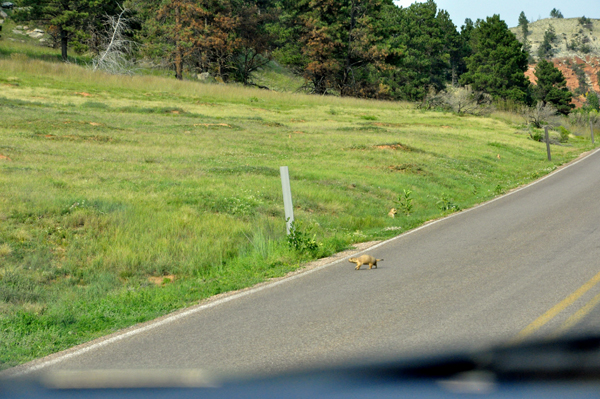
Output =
[{"x1": 393, "y1": 0, "x2": 598, "y2": 28}]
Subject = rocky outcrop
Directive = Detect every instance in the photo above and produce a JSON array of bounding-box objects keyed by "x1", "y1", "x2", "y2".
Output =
[
  {"x1": 525, "y1": 56, "x2": 600, "y2": 107},
  {"x1": 512, "y1": 18, "x2": 600, "y2": 107},
  {"x1": 510, "y1": 17, "x2": 600, "y2": 60}
]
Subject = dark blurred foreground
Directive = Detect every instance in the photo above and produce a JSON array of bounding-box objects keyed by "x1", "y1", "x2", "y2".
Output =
[{"x1": 3, "y1": 335, "x2": 600, "y2": 399}]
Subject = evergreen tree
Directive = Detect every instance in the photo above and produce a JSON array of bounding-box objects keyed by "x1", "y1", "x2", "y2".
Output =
[
  {"x1": 586, "y1": 92, "x2": 600, "y2": 112},
  {"x1": 516, "y1": 12, "x2": 533, "y2": 60},
  {"x1": 230, "y1": 3, "x2": 279, "y2": 85},
  {"x1": 518, "y1": 11, "x2": 528, "y2": 39},
  {"x1": 460, "y1": 15, "x2": 530, "y2": 103},
  {"x1": 16, "y1": 0, "x2": 109, "y2": 61},
  {"x1": 382, "y1": 0, "x2": 458, "y2": 100},
  {"x1": 533, "y1": 59, "x2": 574, "y2": 115},
  {"x1": 438, "y1": 9, "x2": 462, "y2": 87},
  {"x1": 268, "y1": 0, "x2": 307, "y2": 71},
  {"x1": 150, "y1": 0, "x2": 212, "y2": 80},
  {"x1": 537, "y1": 25, "x2": 556, "y2": 60},
  {"x1": 550, "y1": 8, "x2": 564, "y2": 18},
  {"x1": 140, "y1": 0, "x2": 240, "y2": 81},
  {"x1": 453, "y1": 18, "x2": 474, "y2": 85},
  {"x1": 287, "y1": 0, "x2": 393, "y2": 96}
]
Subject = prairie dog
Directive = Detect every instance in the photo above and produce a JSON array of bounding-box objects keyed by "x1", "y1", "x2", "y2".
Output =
[
  {"x1": 388, "y1": 208, "x2": 397, "y2": 218},
  {"x1": 348, "y1": 254, "x2": 383, "y2": 270}
]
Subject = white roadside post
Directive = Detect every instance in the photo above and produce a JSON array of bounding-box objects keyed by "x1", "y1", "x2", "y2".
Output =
[
  {"x1": 280, "y1": 166, "x2": 294, "y2": 235},
  {"x1": 544, "y1": 126, "x2": 551, "y2": 161}
]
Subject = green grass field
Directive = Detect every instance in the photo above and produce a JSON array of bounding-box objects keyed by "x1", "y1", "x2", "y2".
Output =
[{"x1": 0, "y1": 51, "x2": 594, "y2": 370}]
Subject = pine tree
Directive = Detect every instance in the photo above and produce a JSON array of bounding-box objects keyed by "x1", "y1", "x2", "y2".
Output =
[
  {"x1": 537, "y1": 25, "x2": 556, "y2": 60},
  {"x1": 586, "y1": 92, "x2": 600, "y2": 112},
  {"x1": 518, "y1": 11, "x2": 529, "y2": 39},
  {"x1": 382, "y1": 0, "x2": 459, "y2": 100},
  {"x1": 141, "y1": 0, "x2": 240, "y2": 81},
  {"x1": 17, "y1": 0, "x2": 107, "y2": 61},
  {"x1": 460, "y1": 15, "x2": 530, "y2": 103},
  {"x1": 534, "y1": 59, "x2": 573, "y2": 115},
  {"x1": 230, "y1": 3, "x2": 278, "y2": 85},
  {"x1": 290, "y1": 0, "x2": 392, "y2": 96},
  {"x1": 152, "y1": 0, "x2": 211, "y2": 80},
  {"x1": 550, "y1": 9, "x2": 564, "y2": 18}
]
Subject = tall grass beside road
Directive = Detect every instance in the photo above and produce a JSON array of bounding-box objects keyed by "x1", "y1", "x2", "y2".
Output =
[{"x1": 0, "y1": 55, "x2": 593, "y2": 370}]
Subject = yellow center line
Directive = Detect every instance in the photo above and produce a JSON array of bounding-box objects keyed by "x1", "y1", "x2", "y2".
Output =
[
  {"x1": 552, "y1": 291, "x2": 600, "y2": 337},
  {"x1": 511, "y1": 270, "x2": 600, "y2": 343}
]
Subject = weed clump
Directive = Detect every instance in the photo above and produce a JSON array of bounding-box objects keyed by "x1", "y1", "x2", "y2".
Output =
[
  {"x1": 396, "y1": 189, "x2": 414, "y2": 216},
  {"x1": 286, "y1": 221, "x2": 319, "y2": 255}
]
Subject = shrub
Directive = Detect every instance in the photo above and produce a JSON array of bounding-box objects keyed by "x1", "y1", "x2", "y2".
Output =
[
  {"x1": 425, "y1": 86, "x2": 493, "y2": 115},
  {"x1": 528, "y1": 128, "x2": 544, "y2": 142},
  {"x1": 557, "y1": 126, "x2": 570, "y2": 143},
  {"x1": 286, "y1": 220, "x2": 319, "y2": 255},
  {"x1": 435, "y1": 194, "x2": 461, "y2": 212},
  {"x1": 586, "y1": 92, "x2": 600, "y2": 112},
  {"x1": 578, "y1": 16, "x2": 593, "y2": 30}
]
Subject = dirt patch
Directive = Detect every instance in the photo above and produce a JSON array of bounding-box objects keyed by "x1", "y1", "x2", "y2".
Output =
[
  {"x1": 36, "y1": 134, "x2": 113, "y2": 142},
  {"x1": 388, "y1": 164, "x2": 425, "y2": 174},
  {"x1": 194, "y1": 123, "x2": 231, "y2": 128},
  {"x1": 372, "y1": 122, "x2": 404, "y2": 127},
  {"x1": 375, "y1": 143, "x2": 409, "y2": 150},
  {"x1": 148, "y1": 275, "x2": 175, "y2": 285},
  {"x1": 371, "y1": 122, "x2": 452, "y2": 129},
  {"x1": 0, "y1": 154, "x2": 12, "y2": 161},
  {"x1": 75, "y1": 92, "x2": 92, "y2": 97}
]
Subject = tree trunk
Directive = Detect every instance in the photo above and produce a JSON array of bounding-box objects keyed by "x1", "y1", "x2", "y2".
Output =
[
  {"x1": 60, "y1": 27, "x2": 68, "y2": 62},
  {"x1": 451, "y1": 62, "x2": 458, "y2": 87},
  {"x1": 342, "y1": 0, "x2": 357, "y2": 96},
  {"x1": 174, "y1": 6, "x2": 183, "y2": 80},
  {"x1": 175, "y1": 45, "x2": 183, "y2": 80}
]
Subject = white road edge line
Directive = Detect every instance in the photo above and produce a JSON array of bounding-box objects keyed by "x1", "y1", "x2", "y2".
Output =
[{"x1": 6, "y1": 147, "x2": 600, "y2": 378}]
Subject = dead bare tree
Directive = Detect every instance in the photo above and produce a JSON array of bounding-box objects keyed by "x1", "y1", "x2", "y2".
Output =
[
  {"x1": 92, "y1": 6, "x2": 136, "y2": 75},
  {"x1": 522, "y1": 101, "x2": 559, "y2": 128}
]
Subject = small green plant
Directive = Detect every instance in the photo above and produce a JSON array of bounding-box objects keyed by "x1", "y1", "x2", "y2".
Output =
[
  {"x1": 557, "y1": 126, "x2": 570, "y2": 143},
  {"x1": 286, "y1": 220, "x2": 319, "y2": 255},
  {"x1": 435, "y1": 194, "x2": 460, "y2": 213},
  {"x1": 0, "y1": 243, "x2": 12, "y2": 257},
  {"x1": 528, "y1": 127, "x2": 544, "y2": 142},
  {"x1": 360, "y1": 115, "x2": 377, "y2": 120},
  {"x1": 494, "y1": 184, "x2": 504, "y2": 195},
  {"x1": 396, "y1": 189, "x2": 414, "y2": 216},
  {"x1": 249, "y1": 96, "x2": 259, "y2": 103}
]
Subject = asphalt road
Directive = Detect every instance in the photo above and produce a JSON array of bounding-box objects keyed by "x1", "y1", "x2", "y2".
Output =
[{"x1": 9, "y1": 149, "x2": 600, "y2": 378}]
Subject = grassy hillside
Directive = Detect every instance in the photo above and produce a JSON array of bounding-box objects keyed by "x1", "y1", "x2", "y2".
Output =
[{"x1": 0, "y1": 52, "x2": 595, "y2": 370}]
